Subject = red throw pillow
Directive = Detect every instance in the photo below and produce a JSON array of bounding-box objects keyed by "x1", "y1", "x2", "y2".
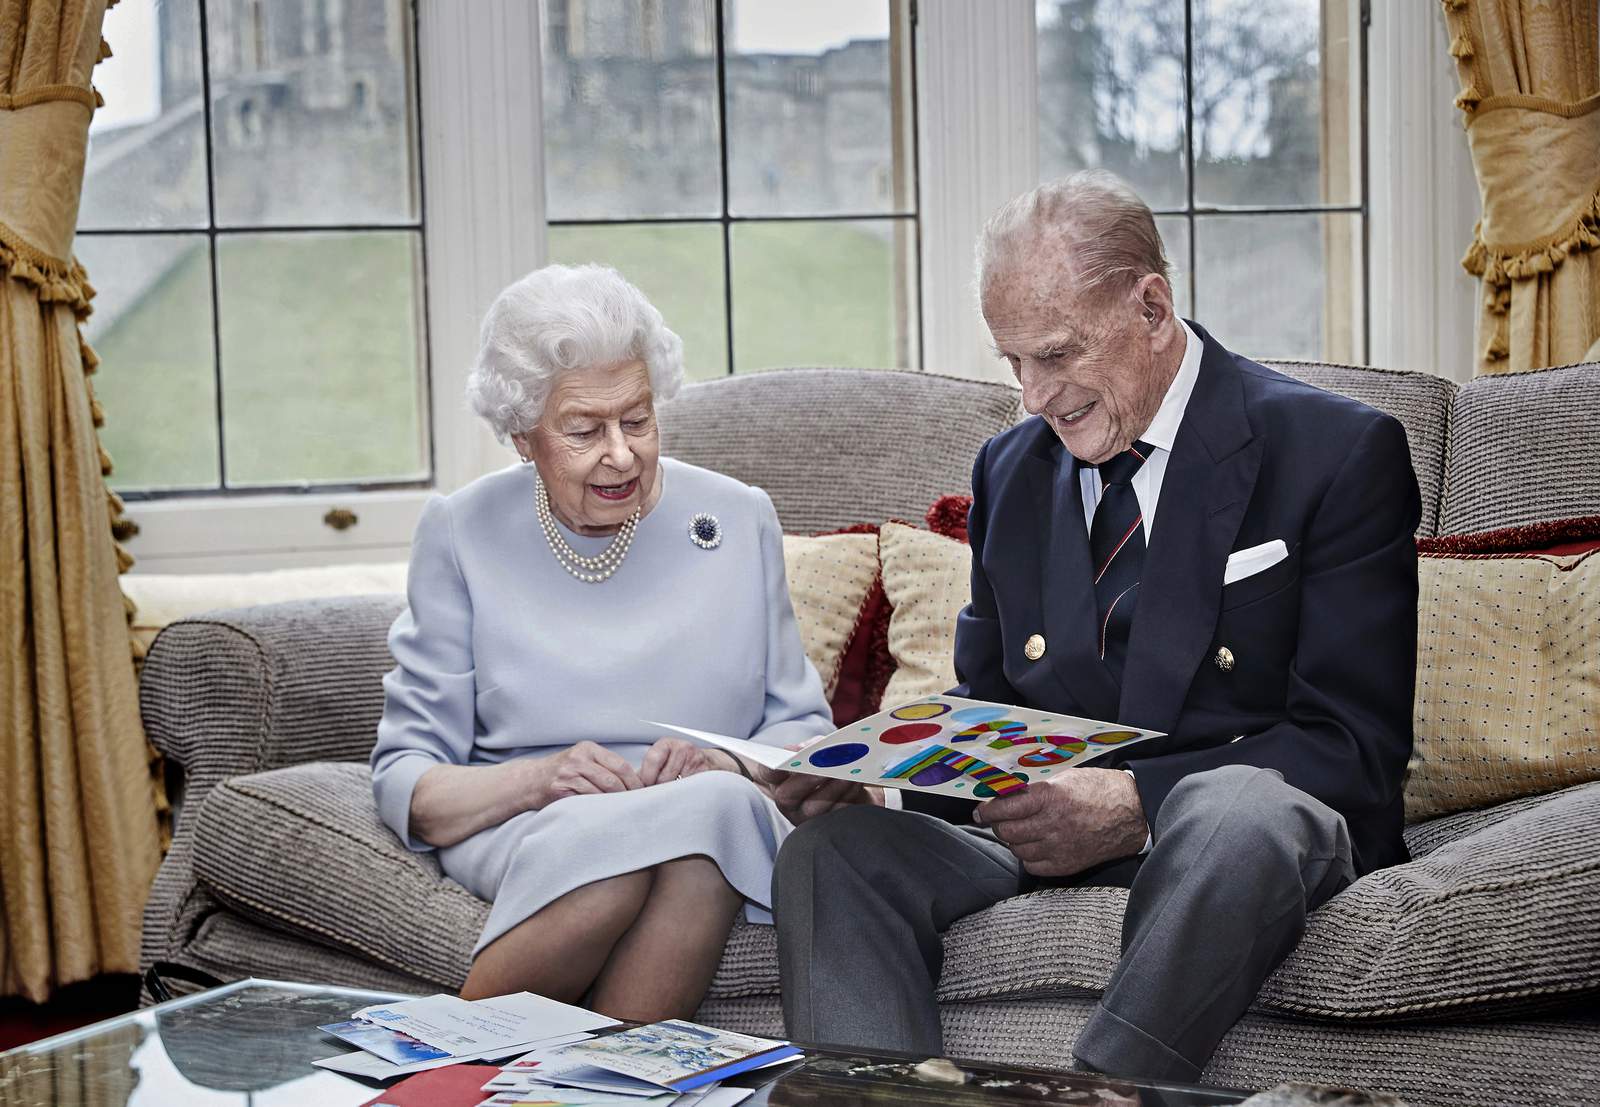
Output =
[
  {"x1": 1416, "y1": 515, "x2": 1600, "y2": 557},
  {"x1": 926, "y1": 494, "x2": 973, "y2": 544},
  {"x1": 808, "y1": 523, "x2": 896, "y2": 725}
]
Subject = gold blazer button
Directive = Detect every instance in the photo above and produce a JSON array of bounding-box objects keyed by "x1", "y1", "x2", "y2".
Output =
[
  {"x1": 1024, "y1": 634, "x2": 1046, "y2": 661},
  {"x1": 1215, "y1": 646, "x2": 1235, "y2": 672}
]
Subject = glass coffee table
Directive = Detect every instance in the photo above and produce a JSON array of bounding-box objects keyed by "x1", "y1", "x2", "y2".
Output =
[{"x1": 0, "y1": 978, "x2": 1253, "y2": 1106}]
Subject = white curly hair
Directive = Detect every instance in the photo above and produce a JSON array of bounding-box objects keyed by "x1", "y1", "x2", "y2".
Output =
[{"x1": 465, "y1": 264, "x2": 685, "y2": 444}]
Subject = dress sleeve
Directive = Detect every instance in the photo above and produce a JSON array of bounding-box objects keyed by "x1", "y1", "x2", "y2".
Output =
[
  {"x1": 747, "y1": 486, "x2": 836, "y2": 747},
  {"x1": 371, "y1": 494, "x2": 479, "y2": 851}
]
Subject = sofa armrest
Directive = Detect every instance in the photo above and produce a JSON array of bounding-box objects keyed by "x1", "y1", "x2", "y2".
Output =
[{"x1": 140, "y1": 595, "x2": 405, "y2": 814}]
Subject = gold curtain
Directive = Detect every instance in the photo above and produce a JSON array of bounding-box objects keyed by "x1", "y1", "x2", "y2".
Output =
[
  {"x1": 1440, "y1": 0, "x2": 1600, "y2": 375},
  {"x1": 0, "y1": 0, "x2": 161, "y2": 1001}
]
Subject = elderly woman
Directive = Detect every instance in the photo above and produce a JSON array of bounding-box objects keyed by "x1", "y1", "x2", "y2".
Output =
[{"x1": 371, "y1": 264, "x2": 834, "y2": 1019}]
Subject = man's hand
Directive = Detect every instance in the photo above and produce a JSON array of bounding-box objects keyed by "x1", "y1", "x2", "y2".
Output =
[
  {"x1": 974, "y1": 768, "x2": 1148, "y2": 878},
  {"x1": 638, "y1": 737, "x2": 727, "y2": 786}
]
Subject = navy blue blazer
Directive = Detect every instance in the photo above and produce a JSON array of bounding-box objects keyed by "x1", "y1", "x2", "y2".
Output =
[{"x1": 949, "y1": 323, "x2": 1420, "y2": 876}]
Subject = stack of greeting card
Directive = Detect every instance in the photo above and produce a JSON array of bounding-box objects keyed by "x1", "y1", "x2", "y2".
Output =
[{"x1": 315, "y1": 994, "x2": 796, "y2": 1107}]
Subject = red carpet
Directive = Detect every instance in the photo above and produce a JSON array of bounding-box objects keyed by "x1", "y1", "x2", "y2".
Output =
[{"x1": 0, "y1": 975, "x2": 140, "y2": 1051}]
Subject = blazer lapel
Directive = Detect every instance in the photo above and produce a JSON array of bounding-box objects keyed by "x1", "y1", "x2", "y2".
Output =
[
  {"x1": 1119, "y1": 326, "x2": 1262, "y2": 733},
  {"x1": 1023, "y1": 438, "x2": 1122, "y2": 722}
]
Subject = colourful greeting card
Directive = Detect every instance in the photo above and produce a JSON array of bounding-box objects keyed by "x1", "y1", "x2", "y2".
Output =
[{"x1": 653, "y1": 695, "x2": 1164, "y2": 800}]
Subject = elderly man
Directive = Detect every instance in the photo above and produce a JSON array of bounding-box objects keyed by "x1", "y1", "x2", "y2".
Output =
[{"x1": 769, "y1": 170, "x2": 1419, "y2": 1081}]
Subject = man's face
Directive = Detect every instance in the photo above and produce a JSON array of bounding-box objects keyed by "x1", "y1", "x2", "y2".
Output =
[{"x1": 983, "y1": 253, "x2": 1171, "y2": 465}]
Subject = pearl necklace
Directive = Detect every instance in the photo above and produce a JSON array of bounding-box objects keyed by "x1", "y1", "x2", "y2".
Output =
[{"x1": 534, "y1": 475, "x2": 641, "y2": 583}]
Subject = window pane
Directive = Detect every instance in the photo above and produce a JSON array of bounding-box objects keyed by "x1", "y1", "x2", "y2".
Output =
[
  {"x1": 82, "y1": 0, "x2": 208, "y2": 229},
  {"x1": 217, "y1": 232, "x2": 426, "y2": 485},
  {"x1": 542, "y1": 0, "x2": 721, "y2": 220},
  {"x1": 548, "y1": 223, "x2": 729, "y2": 379},
  {"x1": 1156, "y1": 215, "x2": 1191, "y2": 318},
  {"x1": 206, "y1": 0, "x2": 420, "y2": 227},
  {"x1": 725, "y1": 0, "x2": 908, "y2": 217},
  {"x1": 77, "y1": 235, "x2": 219, "y2": 490},
  {"x1": 1193, "y1": 213, "x2": 1362, "y2": 360},
  {"x1": 731, "y1": 219, "x2": 915, "y2": 371},
  {"x1": 1192, "y1": 0, "x2": 1358, "y2": 207},
  {"x1": 1036, "y1": 0, "x2": 1187, "y2": 208}
]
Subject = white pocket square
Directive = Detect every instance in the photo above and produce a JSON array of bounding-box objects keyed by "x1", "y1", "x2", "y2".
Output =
[{"x1": 1223, "y1": 539, "x2": 1289, "y2": 586}]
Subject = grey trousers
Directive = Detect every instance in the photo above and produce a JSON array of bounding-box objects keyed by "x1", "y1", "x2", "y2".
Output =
[{"x1": 772, "y1": 764, "x2": 1356, "y2": 1083}]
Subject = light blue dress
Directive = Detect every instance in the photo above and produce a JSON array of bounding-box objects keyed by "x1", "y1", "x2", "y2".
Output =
[{"x1": 371, "y1": 457, "x2": 833, "y2": 954}]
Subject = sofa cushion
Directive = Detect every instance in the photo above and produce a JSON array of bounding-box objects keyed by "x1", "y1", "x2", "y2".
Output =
[
  {"x1": 700, "y1": 783, "x2": 1600, "y2": 1022},
  {"x1": 193, "y1": 763, "x2": 1600, "y2": 1023},
  {"x1": 191, "y1": 762, "x2": 485, "y2": 989},
  {"x1": 933, "y1": 781, "x2": 1600, "y2": 1021},
  {"x1": 1255, "y1": 780, "x2": 1600, "y2": 1020},
  {"x1": 1265, "y1": 361, "x2": 1456, "y2": 539},
  {"x1": 190, "y1": 759, "x2": 787, "y2": 1001},
  {"x1": 781, "y1": 531, "x2": 881, "y2": 700},
  {"x1": 878, "y1": 522, "x2": 969, "y2": 706},
  {"x1": 141, "y1": 597, "x2": 406, "y2": 780},
  {"x1": 657, "y1": 368, "x2": 1022, "y2": 535},
  {"x1": 1439, "y1": 362, "x2": 1600, "y2": 535},
  {"x1": 1409, "y1": 549, "x2": 1600, "y2": 821}
]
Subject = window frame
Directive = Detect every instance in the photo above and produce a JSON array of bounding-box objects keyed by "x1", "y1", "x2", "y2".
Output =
[
  {"x1": 118, "y1": 0, "x2": 1468, "y2": 571},
  {"x1": 121, "y1": 0, "x2": 545, "y2": 571},
  {"x1": 1144, "y1": 0, "x2": 1371, "y2": 364},
  {"x1": 543, "y1": 0, "x2": 924, "y2": 377},
  {"x1": 89, "y1": 0, "x2": 435, "y2": 504},
  {"x1": 920, "y1": 0, "x2": 1379, "y2": 378}
]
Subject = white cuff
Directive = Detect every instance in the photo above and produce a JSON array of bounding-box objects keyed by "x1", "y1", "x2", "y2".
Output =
[
  {"x1": 1123, "y1": 769, "x2": 1152, "y2": 855},
  {"x1": 878, "y1": 786, "x2": 904, "y2": 811}
]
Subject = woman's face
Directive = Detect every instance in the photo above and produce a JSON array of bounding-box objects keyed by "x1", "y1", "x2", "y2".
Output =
[{"x1": 517, "y1": 359, "x2": 661, "y2": 536}]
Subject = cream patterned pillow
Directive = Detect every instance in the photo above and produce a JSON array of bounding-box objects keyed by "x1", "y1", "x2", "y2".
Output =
[
  {"x1": 781, "y1": 531, "x2": 881, "y2": 697},
  {"x1": 878, "y1": 522, "x2": 970, "y2": 705},
  {"x1": 1407, "y1": 550, "x2": 1600, "y2": 821}
]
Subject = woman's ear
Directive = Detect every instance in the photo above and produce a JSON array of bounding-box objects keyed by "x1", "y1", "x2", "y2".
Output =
[{"x1": 510, "y1": 432, "x2": 532, "y2": 463}]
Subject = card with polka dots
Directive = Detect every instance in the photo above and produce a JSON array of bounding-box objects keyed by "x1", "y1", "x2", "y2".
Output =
[{"x1": 651, "y1": 696, "x2": 1164, "y2": 800}]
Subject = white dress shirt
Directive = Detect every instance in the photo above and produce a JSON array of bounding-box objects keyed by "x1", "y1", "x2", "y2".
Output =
[
  {"x1": 1077, "y1": 318, "x2": 1203, "y2": 541},
  {"x1": 1071, "y1": 318, "x2": 1203, "y2": 855}
]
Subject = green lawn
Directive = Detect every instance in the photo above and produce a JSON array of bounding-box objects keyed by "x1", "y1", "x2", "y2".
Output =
[
  {"x1": 87, "y1": 238, "x2": 220, "y2": 490},
  {"x1": 91, "y1": 222, "x2": 899, "y2": 492}
]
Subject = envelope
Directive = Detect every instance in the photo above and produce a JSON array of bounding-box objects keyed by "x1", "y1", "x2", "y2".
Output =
[{"x1": 1223, "y1": 539, "x2": 1289, "y2": 586}]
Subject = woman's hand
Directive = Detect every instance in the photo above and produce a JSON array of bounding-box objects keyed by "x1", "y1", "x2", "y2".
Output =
[
  {"x1": 531, "y1": 741, "x2": 645, "y2": 807},
  {"x1": 756, "y1": 740, "x2": 883, "y2": 824},
  {"x1": 767, "y1": 773, "x2": 882, "y2": 824},
  {"x1": 638, "y1": 737, "x2": 726, "y2": 786}
]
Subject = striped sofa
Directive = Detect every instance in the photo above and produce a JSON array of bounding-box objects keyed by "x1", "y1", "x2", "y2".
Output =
[{"x1": 138, "y1": 362, "x2": 1600, "y2": 1107}]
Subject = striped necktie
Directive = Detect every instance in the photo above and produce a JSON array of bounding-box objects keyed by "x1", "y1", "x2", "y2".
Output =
[{"x1": 1090, "y1": 440, "x2": 1153, "y2": 684}]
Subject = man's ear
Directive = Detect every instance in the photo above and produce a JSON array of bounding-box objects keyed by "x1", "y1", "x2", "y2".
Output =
[{"x1": 1134, "y1": 273, "x2": 1178, "y2": 324}]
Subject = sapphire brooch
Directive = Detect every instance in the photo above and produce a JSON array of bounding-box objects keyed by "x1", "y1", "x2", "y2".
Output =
[{"x1": 688, "y1": 512, "x2": 722, "y2": 549}]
